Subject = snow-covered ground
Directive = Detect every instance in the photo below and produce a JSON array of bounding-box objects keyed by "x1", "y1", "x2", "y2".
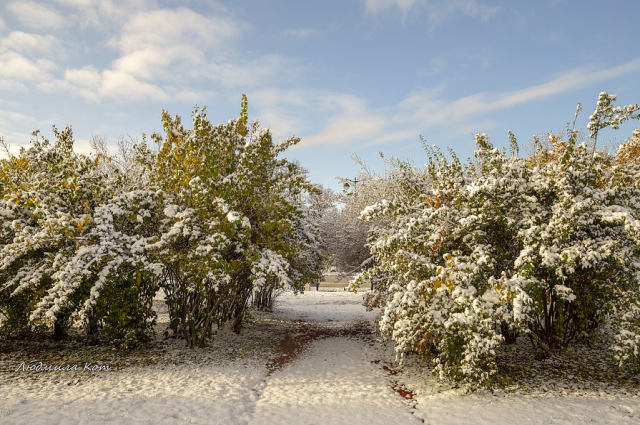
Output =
[
  {"x1": 271, "y1": 290, "x2": 379, "y2": 322},
  {"x1": 2, "y1": 291, "x2": 639, "y2": 424}
]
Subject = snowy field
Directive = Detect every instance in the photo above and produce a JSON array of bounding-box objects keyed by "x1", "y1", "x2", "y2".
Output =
[{"x1": 2, "y1": 291, "x2": 639, "y2": 424}]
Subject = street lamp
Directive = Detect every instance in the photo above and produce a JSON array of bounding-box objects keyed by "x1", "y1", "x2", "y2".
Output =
[{"x1": 342, "y1": 177, "x2": 359, "y2": 192}]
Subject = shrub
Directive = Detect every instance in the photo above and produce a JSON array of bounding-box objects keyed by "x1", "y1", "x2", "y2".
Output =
[
  {"x1": 0, "y1": 129, "x2": 162, "y2": 344},
  {"x1": 356, "y1": 93, "x2": 640, "y2": 388}
]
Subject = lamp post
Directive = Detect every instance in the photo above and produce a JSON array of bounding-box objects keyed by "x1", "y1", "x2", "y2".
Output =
[{"x1": 342, "y1": 177, "x2": 359, "y2": 192}]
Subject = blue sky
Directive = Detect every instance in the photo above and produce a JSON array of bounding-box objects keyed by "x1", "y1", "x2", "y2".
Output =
[{"x1": 1, "y1": 0, "x2": 639, "y2": 192}]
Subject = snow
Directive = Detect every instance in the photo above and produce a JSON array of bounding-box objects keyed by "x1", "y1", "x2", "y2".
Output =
[
  {"x1": 2, "y1": 291, "x2": 639, "y2": 424},
  {"x1": 273, "y1": 291, "x2": 379, "y2": 322},
  {"x1": 253, "y1": 337, "x2": 418, "y2": 424},
  {"x1": 1, "y1": 363, "x2": 265, "y2": 425},
  {"x1": 412, "y1": 394, "x2": 639, "y2": 424}
]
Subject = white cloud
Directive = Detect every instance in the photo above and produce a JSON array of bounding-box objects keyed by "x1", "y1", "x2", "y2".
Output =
[
  {"x1": 116, "y1": 7, "x2": 244, "y2": 54},
  {"x1": 280, "y1": 28, "x2": 322, "y2": 39},
  {"x1": 0, "y1": 80, "x2": 28, "y2": 92},
  {"x1": 252, "y1": 89, "x2": 389, "y2": 148},
  {"x1": 364, "y1": 0, "x2": 418, "y2": 15},
  {"x1": 40, "y1": 4, "x2": 287, "y2": 102},
  {"x1": 6, "y1": 2, "x2": 66, "y2": 30},
  {"x1": 360, "y1": 129, "x2": 419, "y2": 147},
  {"x1": 47, "y1": 66, "x2": 102, "y2": 101},
  {"x1": 4, "y1": 1, "x2": 160, "y2": 34},
  {"x1": 0, "y1": 17, "x2": 7, "y2": 33},
  {"x1": 0, "y1": 2, "x2": 293, "y2": 104},
  {"x1": 303, "y1": 113, "x2": 387, "y2": 147},
  {"x1": 107, "y1": 6, "x2": 251, "y2": 86},
  {"x1": 0, "y1": 30, "x2": 65, "y2": 93},
  {"x1": 100, "y1": 70, "x2": 168, "y2": 101},
  {"x1": 0, "y1": 51, "x2": 58, "y2": 82},
  {"x1": 0, "y1": 109, "x2": 33, "y2": 125},
  {"x1": 0, "y1": 31, "x2": 61, "y2": 58},
  {"x1": 52, "y1": 0, "x2": 158, "y2": 30},
  {"x1": 363, "y1": 0, "x2": 498, "y2": 25},
  {"x1": 54, "y1": 0, "x2": 96, "y2": 5},
  {"x1": 302, "y1": 94, "x2": 388, "y2": 147},
  {"x1": 111, "y1": 47, "x2": 185, "y2": 82},
  {"x1": 66, "y1": 66, "x2": 103, "y2": 88},
  {"x1": 251, "y1": 88, "x2": 311, "y2": 140},
  {"x1": 43, "y1": 66, "x2": 168, "y2": 102},
  {"x1": 492, "y1": 59, "x2": 640, "y2": 108}
]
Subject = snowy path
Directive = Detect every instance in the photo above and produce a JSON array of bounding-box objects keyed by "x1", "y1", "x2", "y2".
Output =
[
  {"x1": 250, "y1": 291, "x2": 421, "y2": 424},
  {"x1": 252, "y1": 337, "x2": 420, "y2": 424}
]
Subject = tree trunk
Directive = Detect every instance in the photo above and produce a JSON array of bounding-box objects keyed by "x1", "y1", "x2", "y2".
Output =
[{"x1": 53, "y1": 320, "x2": 65, "y2": 341}]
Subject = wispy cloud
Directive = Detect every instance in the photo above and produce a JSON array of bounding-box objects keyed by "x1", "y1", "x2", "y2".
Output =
[
  {"x1": 0, "y1": 109, "x2": 33, "y2": 125},
  {"x1": 0, "y1": 31, "x2": 62, "y2": 58},
  {"x1": 363, "y1": 0, "x2": 499, "y2": 25},
  {"x1": 279, "y1": 28, "x2": 322, "y2": 39},
  {"x1": 493, "y1": 59, "x2": 640, "y2": 108},
  {"x1": 6, "y1": 1, "x2": 67, "y2": 30},
  {"x1": 115, "y1": 7, "x2": 244, "y2": 56},
  {"x1": 109, "y1": 7, "x2": 247, "y2": 83},
  {"x1": 363, "y1": 0, "x2": 419, "y2": 15},
  {"x1": 251, "y1": 89, "x2": 389, "y2": 148},
  {"x1": 303, "y1": 111, "x2": 387, "y2": 147},
  {"x1": 398, "y1": 57, "x2": 640, "y2": 128},
  {"x1": 52, "y1": 0, "x2": 158, "y2": 30}
]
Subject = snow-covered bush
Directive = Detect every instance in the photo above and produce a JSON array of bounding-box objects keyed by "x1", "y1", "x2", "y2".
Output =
[
  {"x1": 0, "y1": 128, "x2": 162, "y2": 344},
  {"x1": 356, "y1": 93, "x2": 640, "y2": 387},
  {"x1": 150, "y1": 97, "x2": 323, "y2": 346}
]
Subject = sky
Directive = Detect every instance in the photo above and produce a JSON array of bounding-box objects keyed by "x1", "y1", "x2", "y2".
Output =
[{"x1": 1, "y1": 0, "x2": 639, "y2": 192}]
